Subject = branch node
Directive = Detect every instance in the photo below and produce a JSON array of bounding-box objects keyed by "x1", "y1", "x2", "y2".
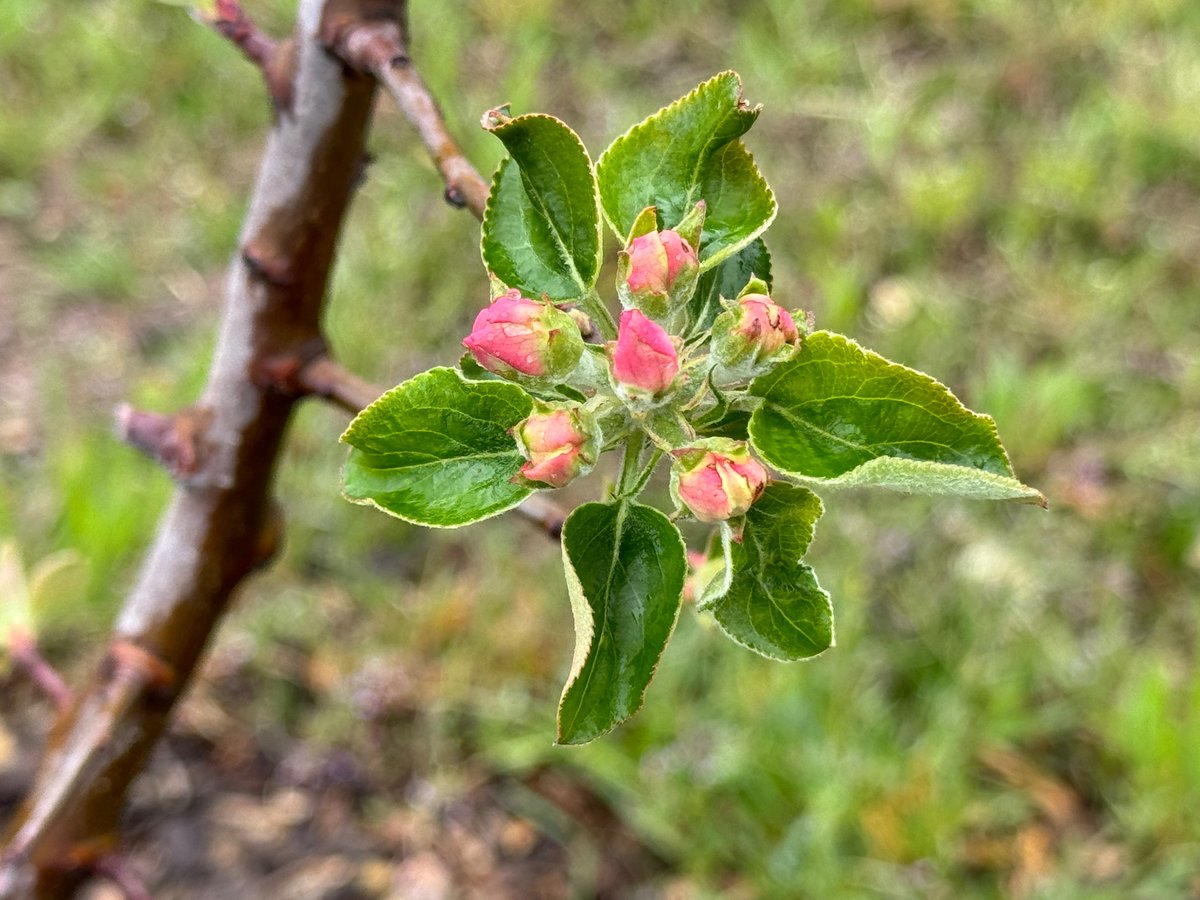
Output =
[
  {"x1": 252, "y1": 337, "x2": 327, "y2": 398},
  {"x1": 110, "y1": 640, "x2": 177, "y2": 693},
  {"x1": 242, "y1": 241, "x2": 295, "y2": 288},
  {"x1": 115, "y1": 404, "x2": 210, "y2": 479}
]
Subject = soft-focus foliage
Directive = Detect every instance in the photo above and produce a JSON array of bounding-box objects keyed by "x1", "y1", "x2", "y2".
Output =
[{"x1": 2, "y1": 0, "x2": 1199, "y2": 895}]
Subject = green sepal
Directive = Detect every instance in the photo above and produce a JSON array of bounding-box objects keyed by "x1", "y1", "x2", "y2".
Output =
[
  {"x1": 625, "y1": 205, "x2": 660, "y2": 245},
  {"x1": 639, "y1": 407, "x2": 696, "y2": 451},
  {"x1": 736, "y1": 275, "x2": 771, "y2": 300},
  {"x1": 748, "y1": 332, "x2": 1045, "y2": 503},
  {"x1": 557, "y1": 501, "x2": 687, "y2": 744},
  {"x1": 674, "y1": 200, "x2": 707, "y2": 249},
  {"x1": 341, "y1": 368, "x2": 536, "y2": 527}
]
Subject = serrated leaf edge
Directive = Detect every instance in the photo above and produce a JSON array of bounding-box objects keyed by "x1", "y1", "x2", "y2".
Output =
[
  {"x1": 711, "y1": 562, "x2": 836, "y2": 662},
  {"x1": 339, "y1": 367, "x2": 536, "y2": 529},
  {"x1": 556, "y1": 502, "x2": 687, "y2": 745},
  {"x1": 481, "y1": 112, "x2": 603, "y2": 297},
  {"x1": 782, "y1": 457, "x2": 1046, "y2": 504},
  {"x1": 697, "y1": 144, "x2": 778, "y2": 272},
  {"x1": 596, "y1": 70, "x2": 761, "y2": 240},
  {"x1": 749, "y1": 331, "x2": 1044, "y2": 501},
  {"x1": 699, "y1": 484, "x2": 835, "y2": 662}
]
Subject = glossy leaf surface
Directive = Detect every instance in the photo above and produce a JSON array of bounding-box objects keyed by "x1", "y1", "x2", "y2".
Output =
[
  {"x1": 749, "y1": 332, "x2": 1044, "y2": 502},
  {"x1": 702, "y1": 484, "x2": 833, "y2": 660},
  {"x1": 482, "y1": 113, "x2": 602, "y2": 299},
  {"x1": 688, "y1": 237, "x2": 772, "y2": 333},
  {"x1": 341, "y1": 368, "x2": 534, "y2": 527},
  {"x1": 558, "y1": 502, "x2": 687, "y2": 744},
  {"x1": 597, "y1": 72, "x2": 776, "y2": 271}
]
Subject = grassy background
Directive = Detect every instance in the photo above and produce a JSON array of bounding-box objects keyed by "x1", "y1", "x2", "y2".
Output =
[{"x1": 2, "y1": 0, "x2": 1200, "y2": 895}]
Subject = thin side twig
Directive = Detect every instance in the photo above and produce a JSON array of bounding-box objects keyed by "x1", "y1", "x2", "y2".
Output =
[
  {"x1": 115, "y1": 404, "x2": 209, "y2": 479},
  {"x1": 205, "y1": 0, "x2": 295, "y2": 110},
  {"x1": 294, "y1": 355, "x2": 384, "y2": 415},
  {"x1": 326, "y1": 17, "x2": 490, "y2": 218},
  {"x1": 6, "y1": 630, "x2": 73, "y2": 714}
]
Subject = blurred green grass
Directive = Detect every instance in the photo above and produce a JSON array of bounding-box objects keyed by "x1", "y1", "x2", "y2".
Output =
[{"x1": 2, "y1": 0, "x2": 1200, "y2": 895}]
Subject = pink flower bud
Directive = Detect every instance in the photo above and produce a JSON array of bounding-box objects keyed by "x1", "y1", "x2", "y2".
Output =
[
  {"x1": 609, "y1": 309, "x2": 680, "y2": 395},
  {"x1": 463, "y1": 289, "x2": 583, "y2": 379},
  {"x1": 513, "y1": 404, "x2": 599, "y2": 488},
  {"x1": 672, "y1": 440, "x2": 768, "y2": 523},
  {"x1": 626, "y1": 229, "x2": 697, "y2": 295},
  {"x1": 620, "y1": 228, "x2": 700, "y2": 318},
  {"x1": 712, "y1": 292, "x2": 799, "y2": 370}
]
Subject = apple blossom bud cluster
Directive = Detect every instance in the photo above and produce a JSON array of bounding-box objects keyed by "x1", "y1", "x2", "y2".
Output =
[
  {"x1": 344, "y1": 75, "x2": 1040, "y2": 747},
  {"x1": 458, "y1": 202, "x2": 803, "y2": 524}
]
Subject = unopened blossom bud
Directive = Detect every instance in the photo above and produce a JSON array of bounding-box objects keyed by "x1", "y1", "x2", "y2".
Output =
[
  {"x1": 618, "y1": 229, "x2": 700, "y2": 319},
  {"x1": 711, "y1": 292, "x2": 799, "y2": 372},
  {"x1": 463, "y1": 289, "x2": 583, "y2": 380},
  {"x1": 513, "y1": 403, "x2": 599, "y2": 488},
  {"x1": 609, "y1": 309, "x2": 679, "y2": 396},
  {"x1": 671, "y1": 439, "x2": 768, "y2": 523}
]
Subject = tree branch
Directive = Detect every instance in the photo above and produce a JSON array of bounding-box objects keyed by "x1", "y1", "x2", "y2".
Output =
[
  {"x1": 0, "y1": 1, "x2": 385, "y2": 894},
  {"x1": 324, "y1": 15, "x2": 490, "y2": 218}
]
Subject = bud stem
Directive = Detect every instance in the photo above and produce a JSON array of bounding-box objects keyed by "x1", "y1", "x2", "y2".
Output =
[
  {"x1": 614, "y1": 431, "x2": 647, "y2": 498},
  {"x1": 628, "y1": 447, "x2": 664, "y2": 498}
]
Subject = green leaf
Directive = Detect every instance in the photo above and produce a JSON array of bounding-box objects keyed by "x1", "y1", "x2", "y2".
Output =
[
  {"x1": 703, "y1": 484, "x2": 833, "y2": 660},
  {"x1": 689, "y1": 237, "x2": 772, "y2": 334},
  {"x1": 558, "y1": 502, "x2": 687, "y2": 744},
  {"x1": 749, "y1": 332, "x2": 1045, "y2": 503},
  {"x1": 482, "y1": 112, "x2": 602, "y2": 299},
  {"x1": 341, "y1": 368, "x2": 535, "y2": 528},
  {"x1": 597, "y1": 71, "x2": 777, "y2": 271}
]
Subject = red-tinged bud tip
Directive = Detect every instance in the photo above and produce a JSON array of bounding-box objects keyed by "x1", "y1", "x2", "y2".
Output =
[
  {"x1": 673, "y1": 440, "x2": 768, "y2": 523},
  {"x1": 736, "y1": 294, "x2": 798, "y2": 351},
  {"x1": 609, "y1": 309, "x2": 680, "y2": 395},
  {"x1": 463, "y1": 289, "x2": 583, "y2": 379},
  {"x1": 711, "y1": 292, "x2": 800, "y2": 374}
]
